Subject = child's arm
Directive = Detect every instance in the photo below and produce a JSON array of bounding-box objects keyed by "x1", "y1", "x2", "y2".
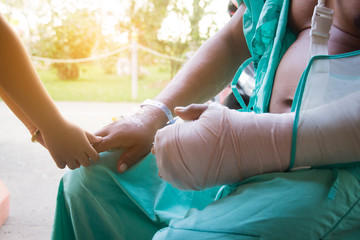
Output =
[
  {"x1": 0, "y1": 87, "x2": 38, "y2": 138},
  {"x1": 0, "y1": 14, "x2": 101, "y2": 169}
]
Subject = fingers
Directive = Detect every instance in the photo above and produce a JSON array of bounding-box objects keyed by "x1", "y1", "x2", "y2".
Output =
[
  {"x1": 55, "y1": 130, "x2": 113, "y2": 169},
  {"x1": 93, "y1": 137, "x2": 108, "y2": 153},
  {"x1": 93, "y1": 135, "x2": 120, "y2": 153},
  {"x1": 151, "y1": 146, "x2": 155, "y2": 155},
  {"x1": 54, "y1": 159, "x2": 67, "y2": 169},
  {"x1": 117, "y1": 147, "x2": 147, "y2": 173},
  {"x1": 87, "y1": 146, "x2": 100, "y2": 163},
  {"x1": 174, "y1": 104, "x2": 208, "y2": 121},
  {"x1": 84, "y1": 131, "x2": 101, "y2": 162},
  {"x1": 75, "y1": 160, "x2": 81, "y2": 169},
  {"x1": 85, "y1": 131, "x2": 103, "y2": 145},
  {"x1": 56, "y1": 157, "x2": 89, "y2": 170},
  {"x1": 54, "y1": 156, "x2": 77, "y2": 170},
  {"x1": 68, "y1": 133, "x2": 100, "y2": 168},
  {"x1": 77, "y1": 152, "x2": 91, "y2": 167},
  {"x1": 53, "y1": 150, "x2": 95, "y2": 170},
  {"x1": 151, "y1": 147, "x2": 162, "y2": 178},
  {"x1": 66, "y1": 160, "x2": 78, "y2": 170},
  {"x1": 94, "y1": 123, "x2": 113, "y2": 137}
]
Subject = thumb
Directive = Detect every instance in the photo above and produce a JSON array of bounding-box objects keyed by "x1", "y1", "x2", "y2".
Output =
[
  {"x1": 85, "y1": 131, "x2": 103, "y2": 144},
  {"x1": 93, "y1": 135, "x2": 120, "y2": 153},
  {"x1": 174, "y1": 104, "x2": 209, "y2": 121},
  {"x1": 117, "y1": 147, "x2": 147, "y2": 173}
]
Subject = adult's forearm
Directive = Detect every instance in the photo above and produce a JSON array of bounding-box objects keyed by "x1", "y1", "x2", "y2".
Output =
[{"x1": 155, "y1": 4, "x2": 250, "y2": 115}]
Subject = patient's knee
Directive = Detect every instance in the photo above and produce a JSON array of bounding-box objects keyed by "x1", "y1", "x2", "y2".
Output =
[{"x1": 61, "y1": 151, "x2": 122, "y2": 199}]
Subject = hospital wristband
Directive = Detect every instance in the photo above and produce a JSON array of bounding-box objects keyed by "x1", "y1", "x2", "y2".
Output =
[{"x1": 140, "y1": 99, "x2": 174, "y2": 124}]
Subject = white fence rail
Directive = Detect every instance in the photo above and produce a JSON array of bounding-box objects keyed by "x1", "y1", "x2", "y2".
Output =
[{"x1": 31, "y1": 41, "x2": 186, "y2": 99}]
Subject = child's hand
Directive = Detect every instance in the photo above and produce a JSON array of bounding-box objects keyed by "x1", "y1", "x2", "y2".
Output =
[{"x1": 40, "y1": 121, "x2": 102, "y2": 169}]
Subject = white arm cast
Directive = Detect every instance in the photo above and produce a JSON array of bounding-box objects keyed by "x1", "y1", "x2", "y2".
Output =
[
  {"x1": 295, "y1": 91, "x2": 360, "y2": 167},
  {"x1": 154, "y1": 91, "x2": 360, "y2": 190},
  {"x1": 154, "y1": 104, "x2": 293, "y2": 190}
]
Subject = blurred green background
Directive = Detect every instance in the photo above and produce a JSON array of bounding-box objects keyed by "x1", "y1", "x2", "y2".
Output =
[{"x1": 1, "y1": 0, "x2": 229, "y2": 102}]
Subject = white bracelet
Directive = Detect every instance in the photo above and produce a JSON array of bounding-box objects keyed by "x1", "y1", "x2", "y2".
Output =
[{"x1": 140, "y1": 99, "x2": 174, "y2": 124}]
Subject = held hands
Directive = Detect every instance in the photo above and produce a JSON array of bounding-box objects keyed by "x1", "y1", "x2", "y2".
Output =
[
  {"x1": 93, "y1": 106, "x2": 167, "y2": 173},
  {"x1": 36, "y1": 120, "x2": 102, "y2": 169}
]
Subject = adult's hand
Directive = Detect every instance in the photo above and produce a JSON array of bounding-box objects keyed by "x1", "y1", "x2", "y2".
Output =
[
  {"x1": 94, "y1": 106, "x2": 168, "y2": 173},
  {"x1": 173, "y1": 104, "x2": 208, "y2": 121},
  {"x1": 151, "y1": 104, "x2": 208, "y2": 157}
]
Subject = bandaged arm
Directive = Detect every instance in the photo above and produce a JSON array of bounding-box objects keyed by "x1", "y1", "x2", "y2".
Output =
[
  {"x1": 154, "y1": 92, "x2": 360, "y2": 190},
  {"x1": 154, "y1": 104, "x2": 293, "y2": 190},
  {"x1": 294, "y1": 91, "x2": 360, "y2": 167}
]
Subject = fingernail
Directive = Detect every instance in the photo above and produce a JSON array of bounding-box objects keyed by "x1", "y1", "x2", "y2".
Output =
[
  {"x1": 119, "y1": 163, "x2": 128, "y2": 173},
  {"x1": 151, "y1": 147, "x2": 155, "y2": 154},
  {"x1": 96, "y1": 136, "x2": 103, "y2": 142},
  {"x1": 174, "y1": 106, "x2": 185, "y2": 112}
]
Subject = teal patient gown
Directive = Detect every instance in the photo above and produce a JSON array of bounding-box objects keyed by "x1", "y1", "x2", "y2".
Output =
[{"x1": 52, "y1": 0, "x2": 360, "y2": 239}]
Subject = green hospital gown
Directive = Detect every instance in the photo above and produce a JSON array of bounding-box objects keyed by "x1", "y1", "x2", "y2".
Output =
[{"x1": 51, "y1": 0, "x2": 360, "y2": 239}]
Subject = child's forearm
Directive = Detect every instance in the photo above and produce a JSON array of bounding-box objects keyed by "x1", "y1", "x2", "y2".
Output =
[
  {"x1": 0, "y1": 87, "x2": 37, "y2": 134},
  {"x1": 0, "y1": 14, "x2": 65, "y2": 133},
  {"x1": 0, "y1": 15, "x2": 102, "y2": 169}
]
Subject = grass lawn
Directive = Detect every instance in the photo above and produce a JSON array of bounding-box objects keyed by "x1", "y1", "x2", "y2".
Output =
[{"x1": 37, "y1": 63, "x2": 172, "y2": 102}]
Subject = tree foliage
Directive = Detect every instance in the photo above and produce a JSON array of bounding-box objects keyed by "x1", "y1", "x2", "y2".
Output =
[
  {"x1": 33, "y1": 9, "x2": 100, "y2": 80},
  {"x1": 158, "y1": 0, "x2": 221, "y2": 76},
  {"x1": 6, "y1": 0, "x2": 225, "y2": 80},
  {"x1": 117, "y1": 0, "x2": 170, "y2": 50}
]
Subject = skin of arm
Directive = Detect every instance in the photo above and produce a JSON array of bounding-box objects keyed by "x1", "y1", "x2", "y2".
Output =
[
  {"x1": 0, "y1": 14, "x2": 101, "y2": 169},
  {"x1": 0, "y1": 87, "x2": 38, "y2": 137},
  {"x1": 155, "y1": 4, "x2": 250, "y2": 112},
  {"x1": 94, "y1": 4, "x2": 251, "y2": 173}
]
